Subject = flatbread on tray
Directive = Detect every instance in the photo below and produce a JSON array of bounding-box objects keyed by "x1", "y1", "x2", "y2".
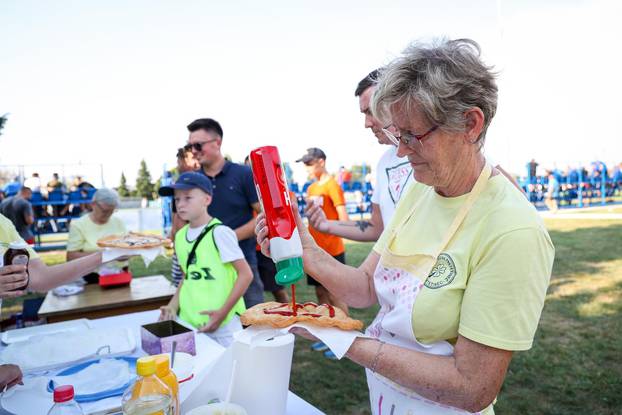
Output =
[
  {"x1": 241, "y1": 301, "x2": 363, "y2": 331},
  {"x1": 97, "y1": 232, "x2": 171, "y2": 249}
]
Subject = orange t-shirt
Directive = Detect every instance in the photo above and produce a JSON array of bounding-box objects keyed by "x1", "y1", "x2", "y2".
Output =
[{"x1": 307, "y1": 177, "x2": 346, "y2": 256}]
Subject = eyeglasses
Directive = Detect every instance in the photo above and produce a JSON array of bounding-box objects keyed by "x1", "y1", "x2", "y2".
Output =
[
  {"x1": 382, "y1": 125, "x2": 438, "y2": 147},
  {"x1": 184, "y1": 139, "x2": 218, "y2": 152}
]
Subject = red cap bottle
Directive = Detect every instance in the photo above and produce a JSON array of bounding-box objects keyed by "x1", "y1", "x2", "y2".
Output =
[{"x1": 250, "y1": 146, "x2": 304, "y2": 285}]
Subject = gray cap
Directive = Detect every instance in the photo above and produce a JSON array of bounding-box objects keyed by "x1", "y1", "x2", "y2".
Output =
[{"x1": 296, "y1": 147, "x2": 326, "y2": 164}]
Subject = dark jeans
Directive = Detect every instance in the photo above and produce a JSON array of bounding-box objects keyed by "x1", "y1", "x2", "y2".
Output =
[{"x1": 243, "y1": 261, "x2": 265, "y2": 308}]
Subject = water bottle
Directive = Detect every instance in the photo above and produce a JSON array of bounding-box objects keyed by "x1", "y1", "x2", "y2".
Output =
[{"x1": 47, "y1": 385, "x2": 84, "y2": 415}]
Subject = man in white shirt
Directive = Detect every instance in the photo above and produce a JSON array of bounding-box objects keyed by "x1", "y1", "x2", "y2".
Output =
[{"x1": 306, "y1": 70, "x2": 411, "y2": 240}]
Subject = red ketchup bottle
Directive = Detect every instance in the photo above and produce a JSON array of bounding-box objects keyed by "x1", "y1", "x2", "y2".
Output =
[{"x1": 250, "y1": 146, "x2": 304, "y2": 286}]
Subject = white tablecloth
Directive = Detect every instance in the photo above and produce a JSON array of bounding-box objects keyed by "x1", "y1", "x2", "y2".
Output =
[{"x1": 0, "y1": 310, "x2": 324, "y2": 415}]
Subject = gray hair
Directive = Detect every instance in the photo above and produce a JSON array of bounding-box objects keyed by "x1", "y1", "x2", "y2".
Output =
[
  {"x1": 92, "y1": 188, "x2": 120, "y2": 208},
  {"x1": 371, "y1": 38, "x2": 498, "y2": 146}
]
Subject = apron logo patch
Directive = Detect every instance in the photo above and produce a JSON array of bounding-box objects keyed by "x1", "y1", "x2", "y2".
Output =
[{"x1": 425, "y1": 253, "x2": 456, "y2": 289}]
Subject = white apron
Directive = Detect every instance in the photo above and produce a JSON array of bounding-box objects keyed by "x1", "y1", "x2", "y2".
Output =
[{"x1": 365, "y1": 164, "x2": 492, "y2": 415}]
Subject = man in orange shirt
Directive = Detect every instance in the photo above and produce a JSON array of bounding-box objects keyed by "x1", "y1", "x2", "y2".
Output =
[{"x1": 297, "y1": 148, "x2": 350, "y2": 316}]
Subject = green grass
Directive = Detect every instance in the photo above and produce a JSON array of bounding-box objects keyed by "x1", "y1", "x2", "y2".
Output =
[{"x1": 4, "y1": 220, "x2": 621, "y2": 414}]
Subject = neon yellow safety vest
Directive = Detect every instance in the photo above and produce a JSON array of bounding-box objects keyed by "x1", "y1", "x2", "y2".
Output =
[{"x1": 175, "y1": 218, "x2": 246, "y2": 328}]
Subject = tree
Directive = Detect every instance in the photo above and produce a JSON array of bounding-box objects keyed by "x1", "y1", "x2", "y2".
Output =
[
  {"x1": 0, "y1": 113, "x2": 8, "y2": 137},
  {"x1": 117, "y1": 172, "x2": 130, "y2": 197},
  {"x1": 135, "y1": 160, "x2": 154, "y2": 200}
]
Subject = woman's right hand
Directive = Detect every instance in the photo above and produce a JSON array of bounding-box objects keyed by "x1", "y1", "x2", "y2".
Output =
[
  {"x1": 0, "y1": 265, "x2": 28, "y2": 299},
  {"x1": 159, "y1": 305, "x2": 177, "y2": 322}
]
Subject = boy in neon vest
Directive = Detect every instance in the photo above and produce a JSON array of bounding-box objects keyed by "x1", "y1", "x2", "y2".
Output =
[{"x1": 158, "y1": 172, "x2": 252, "y2": 346}]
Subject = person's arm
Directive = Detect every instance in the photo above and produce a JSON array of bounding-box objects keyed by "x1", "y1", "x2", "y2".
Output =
[
  {"x1": 257, "y1": 209, "x2": 379, "y2": 308},
  {"x1": 66, "y1": 250, "x2": 92, "y2": 261},
  {"x1": 27, "y1": 253, "x2": 103, "y2": 292},
  {"x1": 23, "y1": 204, "x2": 34, "y2": 226},
  {"x1": 345, "y1": 334, "x2": 512, "y2": 412},
  {"x1": 199, "y1": 258, "x2": 252, "y2": 332},
  {"x1": 160, "y1": 279, "x2": 182, "y2": 321},
  {"x1": 306, "y1": 202, "x2": 384, "y2": 242},
  {"x1": 233, "y1": 202, "x2": 262, "y2": 241}
]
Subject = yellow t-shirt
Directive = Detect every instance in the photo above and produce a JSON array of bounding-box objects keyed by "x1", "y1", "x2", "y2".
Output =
[
  {"x1": 374, "y1": 175, "x2": 554, "y2": 351},
  {"x1": 0, "y1": 213, "x2": 39, "y2": 260},
  {"x1": 67, "y1": 215, "x2": 127, "y2": 252}
]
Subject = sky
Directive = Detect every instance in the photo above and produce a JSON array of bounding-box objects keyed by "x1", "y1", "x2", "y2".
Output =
[{"x1": 1, "y1": 0, "x2": 620, "y2": 188}]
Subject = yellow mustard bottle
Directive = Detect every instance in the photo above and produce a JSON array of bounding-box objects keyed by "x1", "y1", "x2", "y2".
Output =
[{"x1": 154, "y1": 354, "x2": 179, "y2": 415}]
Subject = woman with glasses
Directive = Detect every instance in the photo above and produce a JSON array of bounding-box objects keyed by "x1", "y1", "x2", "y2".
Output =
[
  {"x1": 66, "y1": 188, "x2": 127, "y2": 283},
  {"x1": 257, "y1": 39, "x2": 554, "y2": 414}
]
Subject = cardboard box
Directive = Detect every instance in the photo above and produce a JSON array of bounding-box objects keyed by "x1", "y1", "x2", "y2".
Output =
[{"x1": 141, "y1": 320, "x2": 196, "y2": 356}]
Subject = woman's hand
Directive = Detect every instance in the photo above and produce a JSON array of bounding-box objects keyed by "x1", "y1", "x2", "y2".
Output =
[
  {"x1": 289, "y1": 327, "x2": 320, "y2": 342},
  {"x1": 0, "y1": 364, "x2": 23, "y2": 391},
  {"x1": 0, "y1": 265, "x2": 28, "y2": 299},
  {"x1": 159, "y1": 305, "x2": 177, "y2": 322},
  {"x1": 198, "y1": 308, "x2": 227, "y2": 333}
]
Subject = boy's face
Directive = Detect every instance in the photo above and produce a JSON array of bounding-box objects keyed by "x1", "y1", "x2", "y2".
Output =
[{"x1": 174, "y1": 187, "x2": 212, "y2": 221}]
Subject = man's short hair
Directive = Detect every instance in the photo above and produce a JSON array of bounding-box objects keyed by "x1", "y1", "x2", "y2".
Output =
[
  {"x1": 354, "y1": 69, "x2": 381, "y2": 97},
  {"x1": 187, "y1": 118, "x2": 224, "y2": 139}
]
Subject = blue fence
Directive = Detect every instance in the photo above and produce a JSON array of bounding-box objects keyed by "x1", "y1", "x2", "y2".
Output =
[{"x1": 519, "y1": 172, "x2": 622, "y2": 209}]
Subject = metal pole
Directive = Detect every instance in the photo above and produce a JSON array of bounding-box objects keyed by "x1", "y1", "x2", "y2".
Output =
[
  {"x1": 601, "y1": 172, "x2": 606, "y2": 206},
  {"x1": 578, "y1": 169, "x2": 584, "y2": 208}
]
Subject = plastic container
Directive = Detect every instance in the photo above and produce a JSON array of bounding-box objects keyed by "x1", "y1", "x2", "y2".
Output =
[
  {"x1": 154, "y1": 354, "x2": 179, "y2": 415},
  {"x1": 121, "y1": 356, "x2": 172, "y2": 415},
  {"x1": 47, "y1": 385, "x2": 84, "y2": 415},
  {"x1": 249, "y1": 146, "x2": 304, "y2": 286}
]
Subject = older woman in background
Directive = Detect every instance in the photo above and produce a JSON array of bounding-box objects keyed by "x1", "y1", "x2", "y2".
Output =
[
  {"x1": 66, "y1": 188, "x2": 127, "y2": 282},
  {"x1": 257, "y1": 39, "x2": 554, "y2": 414}
]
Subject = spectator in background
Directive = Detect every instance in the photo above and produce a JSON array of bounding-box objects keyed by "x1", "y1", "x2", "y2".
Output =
[
  {"x1": 169, "y1": 147, "x2": 200, "y2": 287},
  {"x1": 0, "y1": 190, "x2": 5, "y2": 203},
  {"x1": 0, "y1": 187, "x2": 34, "y2": 244},
  {"x1": 47, "y1": 173, "x2": 68, "y2": 217},
  {"x1": 297, "y1": 147, "x2": 349, "y2": 359},
  {"x1": 66, "y1": 188, "x2": 127, "y2": 284},
  {"x1": 23, "y1": 172, "x2": 43, "y2": 194},
  {"x1": 527, "y1": 159, "x2": 538, "y2": 182},
  {"x1": 186, "y1": 118, "x2": 264, "y2": 307},
  {"x1": 2, "y1": 177, "x2": 21, "y2": 196},
  {"x1": 545, "y1": 170, "x2": 560, "y2": 212},
  {"x1": 47, "y1": 173, "x2": 64, "y2": 193}
]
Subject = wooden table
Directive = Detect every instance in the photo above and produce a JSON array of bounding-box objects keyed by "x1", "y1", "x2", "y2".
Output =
[{"x1": 38, "y1": 275, "x2": 176, "y2": 323}]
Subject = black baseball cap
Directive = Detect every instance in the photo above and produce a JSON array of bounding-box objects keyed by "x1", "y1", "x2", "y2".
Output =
[
  {"x1": 296, "y1": 147, "x2": 326, "y2": 164},
  {"x1": 158, "y1": 172, "x2": 213, "y2": 196}
]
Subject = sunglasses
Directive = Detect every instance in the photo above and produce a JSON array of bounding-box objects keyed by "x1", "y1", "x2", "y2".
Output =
[{"x1": 184, "y1": 138, "x2": 218, "y2": 152}]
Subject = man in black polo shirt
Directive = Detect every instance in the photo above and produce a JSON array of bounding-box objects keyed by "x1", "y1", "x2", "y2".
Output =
[{"x1": 185, "y1": 118, "x2": 264, "y2": 307}]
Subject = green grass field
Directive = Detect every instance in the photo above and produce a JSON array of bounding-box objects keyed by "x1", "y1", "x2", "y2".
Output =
[{"x1": 4, "y1": 218, "x2": 620, "y2": 414}]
